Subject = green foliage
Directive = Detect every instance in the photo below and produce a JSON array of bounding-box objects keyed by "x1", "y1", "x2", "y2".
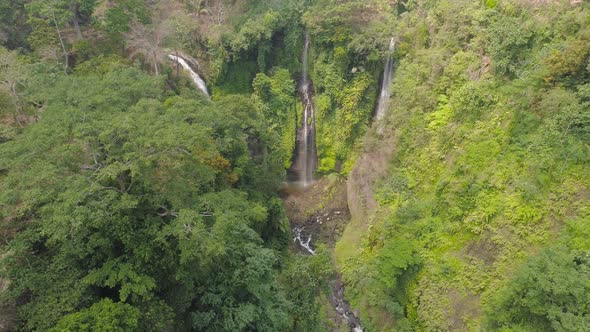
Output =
[
  {"x1": 230, "y1": 11, "x2": 282, "y2": 54},
  {"x1": 538, "y1": 88, "x2": 590, "y2": 145},
  {"x1": 331, "y1": 72, "x2": 374, "y2": 160},
  {"x1": 26, "y1": 0, "x2": 74, "y2": 29},
  {"x1": 252, "y1": 68, "x2": 297, "y2": 167},
  {"x1": 209, "y1": 0, "x2": 389, "y2": 173},
  {"x1": 73, "y1": 54, "x2": 127, "y2": 76},
  {"x1": 0, "y1": 64, "x2": 293, "y2": 331},
  {"x1": 0, "y1": 47, "x2": 32, "y2": 129},
  {"x1": 303, "y1": 0, "x2": 392, "y2": 46},
  {"x1": 311, "y1": 48, "x2": 378, "y2": 173},
  {"x1": 207, "y1": 0, "x2": 307, "y2": 90},
  {"x1": 487, "y1": 240, "x2": 590, "y2": 331},
  {"x1": 299, "y1": 0, "x2": 397, "y2": 172},
  {"x1": 0, "y1": 0, "x2": 30, "y2": 49},
  {"x1": 25, "y1": 0, "x2": 71, "y2": 51},
  {"x1": 336, "y1": 1, "x2": 590, "y2": 331},
  {"x1": 50, "y1": 299, "x2": 140, "y2": 332},
  {"x1": 3, "y1": 1, "x2": 590, "y2": 331},
  {"x1": 23, "y1": 0, "x2": 99, "y2": 71},
  {"x1": 543, "y1": 39, "x2": 590, "y2": 84},
  {"x1": 487, "y1": 14, "x2": 533, "y2": 77},
  {"x1": 281, "y1": 246, "x2": 334, "y2": 331},
  {"x1": 213, "y1": 57, "x2": 259, "y2": 95},
  {"x1": 103, "y1": 6, "x2": 132, "y2": 35},
  {"x1": 373, "y1": 237, "x2": 421, "y2": 295},
  {"x1": 102, "y1": 0, "x2": 149, "y2": 35}
]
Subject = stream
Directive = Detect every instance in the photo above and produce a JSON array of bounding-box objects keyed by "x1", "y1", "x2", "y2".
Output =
[
  {"x1": 292, "y1": 224, "x2": 363, "y2": 332},
  {"x1": 288, "y1": 32, "x2": 364, "y2": 332},
  {"x1": 162, "y1": 31, "x2": 396, "y2": 332}
]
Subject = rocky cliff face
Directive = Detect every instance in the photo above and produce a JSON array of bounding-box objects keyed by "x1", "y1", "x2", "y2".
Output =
[{"x1": 346, "y1": 128, "x2": 398, "y2": 225}]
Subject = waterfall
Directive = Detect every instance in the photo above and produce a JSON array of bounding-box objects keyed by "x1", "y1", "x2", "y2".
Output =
[
  {"x1": 292, "y1": 32, "x2": 318, "y2": 186},
  {"x1": 293, "y1": 226, "x2": 315, "y2": 255},
  {"x1": 167, "y1": 54, "x2": 210, "y2": 98},
  {"x1": 375, "y1": 38, "x2": 396, "y2": 122}
]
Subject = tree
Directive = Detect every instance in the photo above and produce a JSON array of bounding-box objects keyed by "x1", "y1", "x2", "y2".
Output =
[
  {"x1": 0, "y1": 0, "x2": 30, "y2": 49},
  {"x1": 0, "y1": 48, "x2": 30, "y2": 127},
  {"x1": 281, "y1": 246, "x2": 334, "y2": 331},
  {"x1": 252, "y1": 69, "x2": 297, "y2": 167},
  {"x1": 26, "y1": 0, "x2": 72, "y2": 72},
  {"x1": 487, "y1": 15, "x2": 533, "y2": 77},
  {"x1": 0, "y1": 65, "x2": 292, "y2": 331},
  {"x1": 487, "y1": 245, "x2": 590, "y2": 331},
  {"x1": 543, "y1": 39, "x2": 590, "y2": 84},
  {"x1": 49, "y1": 299, "x2": 140, "y2": 332},
  {"x1": 125, "y1": 21, "x2": 170, "y2": 75}
]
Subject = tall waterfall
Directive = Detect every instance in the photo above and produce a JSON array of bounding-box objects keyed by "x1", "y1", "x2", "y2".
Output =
[
  {"x1": 168, "y1": 54, "x2": 210, "y2": 98},
  {"x1": 292, "y1": 32, "x2": 318, "y2": 186},
  {"x1": 375, "y1": 38, "x2": 396, "y2": 122}
]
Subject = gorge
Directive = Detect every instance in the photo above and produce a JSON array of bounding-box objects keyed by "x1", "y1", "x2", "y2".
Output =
[
  {"x1": 1, "y1": 1, "x2": 589, "y2": 331},
  {"x1": 289, "y1": 32, "x2": 364, "y2": 332}
]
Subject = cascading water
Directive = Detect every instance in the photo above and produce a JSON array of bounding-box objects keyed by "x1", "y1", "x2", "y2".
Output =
[
  {"x1": 292, "y1": 223, "x2": 363, "y2": 332},
  {"x1": 375, "y1": 38, "x2": 396, "y2": 122},
  {"x1": 289, "y1": 32, "x2": 362, "y2": 332},
  {"x1": 168, "y1": 54, "x2": 210, "y2": 98},
  {"x1": 332, "y1": 281, "x2": 364, "y2": 332},
  {"x1": 292, "y1": 32, "x2": 318, "y2": 187},
  {"x1": 293, "y1": 226, "x2": 315, "y2": 255}
]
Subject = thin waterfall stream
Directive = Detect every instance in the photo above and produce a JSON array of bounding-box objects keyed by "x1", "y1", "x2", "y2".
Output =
[
  {"x1": 375, "y1": 38, "x2": 396, "y2": 124},
  {"x1": 168, "y1": 54, "x2": 210, "y2": 98},
  {"x1": 291, "y1": 32, "x2": 318, "y2": 187}
]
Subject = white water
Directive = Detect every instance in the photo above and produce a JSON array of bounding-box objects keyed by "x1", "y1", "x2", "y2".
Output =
[
  {"x1": 375, "y1": 38, "x2": 396, "y2": 122},
  {"x1": 293, "y1": 226, "x2": 315, "y2": 255},
  {"x1": 292, "y1": 32, "x2": 318, "y2": 186},
  {"x1": 292, "y1": 224, "x2": 363, "y2": 331},
  {"x1": 168, "y1": 54, "x2": 210, "y2": 98}
]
